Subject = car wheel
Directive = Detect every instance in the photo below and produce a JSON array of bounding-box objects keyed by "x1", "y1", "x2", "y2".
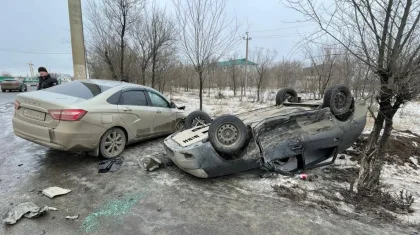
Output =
[
  {"x1": 209, "y1": 115, "x2": 248, "y2": 155},
  {"x1": 175, "y1": 119, "x2": 185, "y2": 132},
  {"x1": 323, "y1": 85, "x2": 353, "y2": 116},
  {"x1": 1, "y1": 89, "x2": 4, "y2": 92},
  {"x1": 99, "y1": 127, "x2": 126, "y2": 158},
  {"x1": 19, "y1": 87, "x2": 22, "y2": 92},
  {"x1": 276, "y1": 88, "x2": 298, "y2": 105},
  {"x1": 184, "y1": 110, "x2": 212, "y2": 129}
]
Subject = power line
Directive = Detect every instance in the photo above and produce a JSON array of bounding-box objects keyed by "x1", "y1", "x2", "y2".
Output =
[
  {"x1": 253, "y1": 32, "x2": 314, "y2": 38},
  {"x1": 249, "y1": 24, "x2": 315, "y2": 33},
  {"x1": 0, "y1": 48, "x2": 71, "y2": 55}
]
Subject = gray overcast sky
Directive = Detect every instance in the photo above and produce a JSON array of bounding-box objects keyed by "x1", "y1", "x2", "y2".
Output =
[{"x1": 0, "y1": 0, "x2": 315, "y2": 77}]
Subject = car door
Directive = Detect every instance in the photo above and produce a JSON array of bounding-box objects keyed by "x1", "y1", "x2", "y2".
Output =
[
  {"x1": 146, "y1": 91, "x2": 174, "y2": 135},
  {"x1": 117, "y1": 89, "x2": 156, "y2": 139},
  {"x1": 299, "y1": 110, "x2": 344, "y2": 166}
]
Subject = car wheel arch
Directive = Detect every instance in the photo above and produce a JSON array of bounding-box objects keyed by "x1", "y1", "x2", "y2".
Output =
[{"x1": 99, "y1": 125, "x2": 130, "y2": 143}]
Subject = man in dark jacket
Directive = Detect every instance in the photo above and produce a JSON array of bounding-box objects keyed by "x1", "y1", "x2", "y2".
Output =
[{"x1": 37, "y1": 67, "x2": 58, "y2": 90}]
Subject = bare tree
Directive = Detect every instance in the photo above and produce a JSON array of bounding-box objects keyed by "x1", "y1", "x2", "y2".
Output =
[
  {"x1": 251, "y1": 47, "x2": 277, "y2": 102},
  {"x1": 172, "y1": 0, "x2": 241, "y2": 110},
  {"x1": 131, "y1": 5, "x2": 176, "y2": 87},
  {"x1": 286, "y1": 0, "x2": 420, "y2": 191},
  {"x1": 105, "y1": 0, "x2": 144, "y2": 79},
  {"x1": 85, "y1": 0, "x2": 118, "y2": 80},
  {"x1": 85, "y1": 0, "x2": 144, "y2": 81},
  {"x1": 272, "y1": 60, "x2": 303, "y2": 89},
  {"x1": 227, "y1": 53, "x2": 241, "y2": 97},
  {"x1": 1, "y1": 72, "x2": 12, "y2": 77},
  {"x1": 303, "y1": 45, "x2": 340, "y2": 98}
]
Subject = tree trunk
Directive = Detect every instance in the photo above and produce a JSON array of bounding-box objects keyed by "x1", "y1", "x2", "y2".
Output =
[
  {"x1": 120, "y1": 38, "x2": 125, "y2": 79},
  {"x1": 232, "y1": 77, "x2": 237, "y2": 97},
  {"x1": 208, "y1": 78, "x2": 211, "y2": 97},
  {"x1": 151, "y1": 55, "x2": 156, "y2": 88},
  {"x1": 141, "y1": 67, "x2": 146, "y2": 85},
  {"x1": 186, "y1": 77, "x2": 189, "y2": 92},
  {"x1": 104, "y1": 50, "x2": 117, "y2": 80},
  {"x1": 257, "y1": 85, "x2": 260, "y2": 102},
  {"x1": 199, "y1": 71, "x2": 203, "y2": 110},
  {"x1": 358, "y1": 81, "x2": 402, "y2": 192}
]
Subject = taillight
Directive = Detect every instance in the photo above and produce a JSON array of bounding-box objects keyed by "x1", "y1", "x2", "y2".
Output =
[
  {"x1": 14, "y1": 100, "x2": 20, "y2": 110},
  {"x1": 48, "y1": 109, "x2": 87, "y2": 121},
  {"x1": 16, "y1": 81, "x2": 19, "y2": 85}
]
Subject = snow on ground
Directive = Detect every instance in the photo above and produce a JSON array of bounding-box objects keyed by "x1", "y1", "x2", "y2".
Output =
[
  {"x1": 166, "y1": 88, "x2": 420, "y2": 225},
  {"x1": 364, "y1": 101, "x2": 420, "y2": 134},
  {"x1": 168, "y1": 88, "x2": 274, "y2": 116}
]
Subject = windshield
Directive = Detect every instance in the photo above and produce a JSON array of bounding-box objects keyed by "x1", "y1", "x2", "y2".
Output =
[{"x1": 47, "y1": 81, "x2": 111, "y2": 99}]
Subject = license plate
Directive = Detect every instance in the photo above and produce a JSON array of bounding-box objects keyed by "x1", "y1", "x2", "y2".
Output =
[{"x1": 23, "y1": 108, "x2": 46, "y2": 121}]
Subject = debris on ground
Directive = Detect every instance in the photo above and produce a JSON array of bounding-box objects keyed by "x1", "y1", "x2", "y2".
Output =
[
  {"x1": 180, "y1": 199, "x2": 186, "y2": 203},
  {"x1": 138, "y1": 155, "x2": 163, "y2": 171},
  {"x1": 339, "y1": 155, "x2": 346, "y2": 159},
  {"x1": 260, "y1": 171, "x2": 276, "y2": 178},
  {"x1": 98, "y1": 156, "x2": 124, "y2": 173},
  {"x1": 3, "y1": 202, "x2": 49, "y2": 225},
  {"x1": 48, "y1": 207, "x2": 58, "y2": 211},
  {"x1": 18, "y1": 164, "x2": 23, "y2": 167},
  {"x1": 294, "y1": 173, "x2": 308, "y2": 180},
  {"x1": 272, "y1": 184, "x2": 307, "y2": 201},
  {"x1": 65, "y1": 215, "x2": 79, "y2": 220},
  {"x1": 42, "y1": 186, "x2": 71, "y2": 199},
  {"x1": 346, "y1": 132, "x2": 420, "y2": 168},
  {"x1": 294, "y1": 173, "x2": 318, "y2": 181}
]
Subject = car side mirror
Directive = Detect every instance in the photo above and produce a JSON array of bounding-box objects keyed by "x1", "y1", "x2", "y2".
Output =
[{"x1": 170, "y1": 102, "x2": 177, "y2": 109}]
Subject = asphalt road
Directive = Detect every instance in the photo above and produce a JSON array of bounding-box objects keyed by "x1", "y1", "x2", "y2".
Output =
[
  {"x1": 0, "y1": 86, "x2": 37, "y2": 104},
  {"x1": 0, "y1": 90, "x2": 415, "y2": 235}
]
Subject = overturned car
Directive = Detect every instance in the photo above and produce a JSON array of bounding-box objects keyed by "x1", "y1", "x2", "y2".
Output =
[{"x1": 164, "y1": 85, "x2": 367, "y2": 178}]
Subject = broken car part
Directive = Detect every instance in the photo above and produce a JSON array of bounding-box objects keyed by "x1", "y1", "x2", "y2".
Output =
[
  {"x1": 98, "y1": 157, "x2": 124, "y2": 173},
  {"x1": 3, "y1": 202, "x2": 49, "y2": 225},
  {"x1": 42, "y1": 186, "x2": 71, "y2": 199}
]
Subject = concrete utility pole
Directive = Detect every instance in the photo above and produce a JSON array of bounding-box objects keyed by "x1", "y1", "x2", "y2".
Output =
[
  {"x1": 68, "y1": 0, "x2": 87, "y2": 80},
  {"x1": 243, "y1": 32, "x2": 251, "y2": 97}
]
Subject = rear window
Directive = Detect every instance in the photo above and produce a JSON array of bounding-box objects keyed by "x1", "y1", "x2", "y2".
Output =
[{"x1": 47, "y1": 81, "x2": 111, "y2": 99}]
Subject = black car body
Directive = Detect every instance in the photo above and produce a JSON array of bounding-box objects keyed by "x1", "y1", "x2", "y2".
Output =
[{"x1": 164, "y1": 99, "x2": 367, "y2": 178}]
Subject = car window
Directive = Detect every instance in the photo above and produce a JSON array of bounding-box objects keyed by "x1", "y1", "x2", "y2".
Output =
[
  {"x1": 148, "y1": 91, "x2": 169, "y2": 108},
  {"x1": 120, "y1": 90, "x2": 148, "y2": 106},
  {"x1": 47, "y1": 81, "x2": 111, "y2": 99}
]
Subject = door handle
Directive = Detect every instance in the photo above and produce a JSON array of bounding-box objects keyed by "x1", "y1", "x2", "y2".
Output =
[
  {"x1": 122, "y1": 107, "x2": 132, "y2": 111},
  {"x1": 156, "y1": 110, "x2": 162, "y2": 114},
  {"x1": 334, "y1": 137, "x2": 341, "y2": 142},
  {"x1": 292, "y1": 145, "x2": 303, "y2": 150}
]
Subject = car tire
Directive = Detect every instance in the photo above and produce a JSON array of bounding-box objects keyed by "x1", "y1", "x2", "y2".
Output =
[
  {"x1": 323, "y1": 85, "x2": 353, "y2": 116},
  {"x1": 1, "y1": 89, "x2": 4, "y2": 92},
  {"x1": 99, "y1": 127, "x2": 126, "y2": 159},
  {"x1": 276, "y1": 88, "x2": 298, "y2": 105},
  {"x1": 175, "y1": 119, "x2": 185, "y2": 132},
  {"x1": 209, "y1": 115, "x2": 248, "y2": 155},
  {"x1": 184, "y1": 110, "x2": 212, "y2": 129}
]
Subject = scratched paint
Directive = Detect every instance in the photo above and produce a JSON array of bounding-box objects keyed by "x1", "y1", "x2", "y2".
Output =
[{"x1": 80, "y1": 194, "x2": 146, "y2": 233}]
